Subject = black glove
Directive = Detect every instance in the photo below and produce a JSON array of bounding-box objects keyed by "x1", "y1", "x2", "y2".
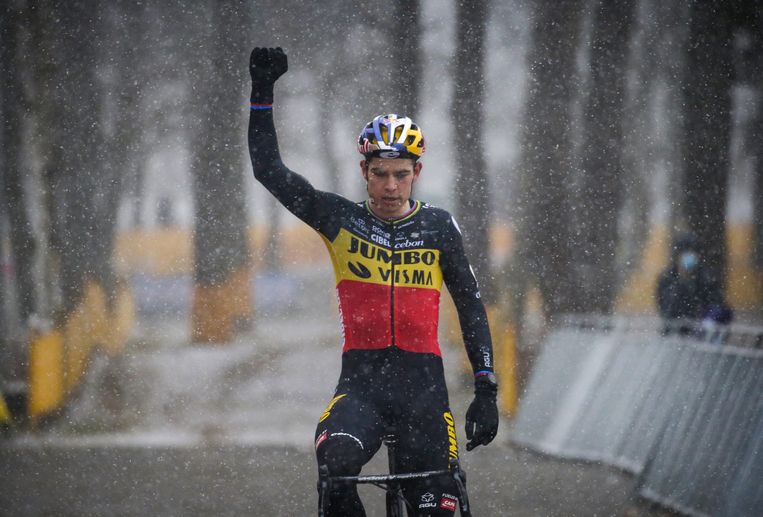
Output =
[
  {"x1": 465, "y1": 380, "x2": 499, "y2": 451},
  {"x1": 249, "y1": 47, "x2": 288, "y2": 105}
]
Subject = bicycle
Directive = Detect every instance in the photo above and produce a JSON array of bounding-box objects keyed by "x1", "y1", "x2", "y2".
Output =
[{"x1": 317, "y1": 426, "x2": 472, "y2": 516}]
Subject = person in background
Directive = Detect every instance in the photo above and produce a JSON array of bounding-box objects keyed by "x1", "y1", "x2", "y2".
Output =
[{"x1": 656, "y1": 233, "x2": 733, "y2": 337}]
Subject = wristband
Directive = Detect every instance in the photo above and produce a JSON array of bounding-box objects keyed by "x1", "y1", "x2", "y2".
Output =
[{"x1": 475, "y1": 370, "x2": 498, "y2": 387}]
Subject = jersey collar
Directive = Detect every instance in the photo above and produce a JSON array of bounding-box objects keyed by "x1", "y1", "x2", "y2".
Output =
[{"x1": 364, "y1": 199, "x2": 421, "y2": 225}]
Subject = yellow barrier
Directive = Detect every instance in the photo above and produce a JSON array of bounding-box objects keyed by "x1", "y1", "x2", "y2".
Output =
[
  {"x1": 103, "y1": 283, "x2": 136, "y2": 357},
  {"x1": 727, "y1": 223, "x2": 763, "y2": 309},
  {"x1": 0, "y1": 392, "x2": 10, "y2": 425},
  {"x1": 113, "y1": 227, "x2": 193, "y2": 276},
  {"x1": 27, "y1": 280, "x2": 135, "y2": 421},
  {"x1": 487, "y1": 306, "x2": 519, "y2": 417},
  {"x1": 63, "y1": 282, "x2": 108, "y2": 391},
  {"x1": 615, "y1": 226, "x2": 670, "y2": 313},
  {"x1": 442, "y1": 297, "x2": 519, "y2": 418},
  {"x1": 28, "y1": 330, "x2": 65, "y2": 418}
]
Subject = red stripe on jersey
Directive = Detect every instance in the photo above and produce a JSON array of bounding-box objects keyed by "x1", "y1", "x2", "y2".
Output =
[
  {"x1": 337, "y1": 280, "x2": 391, "y2": 351},
  {"x1": 337, "y1": 280, "x2": 442, "y2": 356},
  {"x1": 394, "y1": 286, "x2": 441, "y2": 355}
]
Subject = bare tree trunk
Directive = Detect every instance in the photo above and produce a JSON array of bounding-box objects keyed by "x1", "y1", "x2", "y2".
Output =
[
  {"x1": 452, "y1": 0, "x2": 492, "y2": 302},
  {"x1": 755, "y1": 107, "x2": 763, "y2": 267},
  {"x1": 101, "y1": 0, "x2": 147, "y2": 234},
  {"x1": 1, "y1": 1, "x2": 36, "y2": 323},
  {"x1": 390, "y1": 0, "x2": 420, "y2": 118},
  {"x1": 754, "y1": 79, "x2": 763, "y2": 266},
  {"x1": 576, "y1": 0, "x2": 636, "y2": 313},
  {"x1": 46, "y1": 0, "x2": 108, "y2": 311},
  {"x1": 27, "y1": 2, "x2": 63, "y2": 320},
  {"x1": 516, "y1": 0, "x2": 584, "y2": 319},
  {"x1": 319, "y1": 72, "x2": 342, "y2": 195},
  {"x1": 24, "y1": 0, "x2": 130, "y2": 317},
  {"x1": 682, "y1": 0, "x2": 734, "y2": 284},
  {"x1": 190, "y1": 1, "x2": 252, "y2": 342},
  {"x1": 653, "y1": 2, "x2": 691, "y2": 240},
  {"x1": 619, "y1": 0, "x2": 658, "y2": 285},
  {"x1": 89, "y1": 1, "x2": 145, "y2": 305},
  {"x1": 746, "y1": 9, "x2": 763, "y2": 267}
]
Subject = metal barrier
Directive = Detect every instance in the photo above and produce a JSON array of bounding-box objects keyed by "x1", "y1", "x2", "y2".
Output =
[{"x1": 509, "y1": 316, "x2": 763, "y2": 517}]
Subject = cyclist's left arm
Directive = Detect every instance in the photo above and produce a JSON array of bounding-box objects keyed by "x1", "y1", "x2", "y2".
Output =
[
  {"x1": 441, "y1": 213, "x2": 499, "y2": 450},
  {"x1": 440, "y1": 214, "x2": 494, "y2": 376}
]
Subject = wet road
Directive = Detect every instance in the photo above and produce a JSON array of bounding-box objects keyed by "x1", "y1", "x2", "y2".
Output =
[{"x1": 1, "y1": 441, "x2": 660, "y2": 516}]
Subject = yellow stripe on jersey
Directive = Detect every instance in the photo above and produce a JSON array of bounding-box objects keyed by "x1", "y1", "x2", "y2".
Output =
[{"x1": 322, "y1": 228, "x2": 442, "y2": 290}]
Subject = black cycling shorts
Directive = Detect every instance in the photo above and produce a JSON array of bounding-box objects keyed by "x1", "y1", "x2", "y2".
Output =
[{"x1": 315, "y1": 347, "x2": 462, "y2": 515}]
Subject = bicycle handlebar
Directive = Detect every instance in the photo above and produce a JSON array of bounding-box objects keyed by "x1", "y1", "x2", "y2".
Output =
[
  {"x1": 329, "y1": 468, "x2": 451, "y2": 485},
  {"x1": 317, "y1": 438, "x2": 472, "y2": 516}
]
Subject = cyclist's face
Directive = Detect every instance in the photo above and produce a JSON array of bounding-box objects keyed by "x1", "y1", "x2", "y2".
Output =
[{"x1": 361, "y1": 157, "x2": 422, "y2": 219}]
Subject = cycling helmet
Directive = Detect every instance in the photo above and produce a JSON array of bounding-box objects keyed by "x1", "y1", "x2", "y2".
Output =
[{"x1": 357, "y1": 114, "x2": 426, "y2": 160}]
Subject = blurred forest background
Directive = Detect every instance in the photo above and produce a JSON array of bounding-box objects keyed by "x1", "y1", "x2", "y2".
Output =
[{"x1": 1, "y1": 0, "x2": 762, "y2": 402}]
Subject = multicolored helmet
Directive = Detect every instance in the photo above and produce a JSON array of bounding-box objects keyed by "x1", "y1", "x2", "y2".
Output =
[{"x1": 357, "y1": 114, "x2": 426, "y2": 160}]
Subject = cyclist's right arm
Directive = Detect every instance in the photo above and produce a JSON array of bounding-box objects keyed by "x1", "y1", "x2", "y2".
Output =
[
  {"x1": 248, "y1": 47, "x2": 338, "y2": 230},
  {"x1": 248, "y1": 106, "x2": 325, "y2": 228}
]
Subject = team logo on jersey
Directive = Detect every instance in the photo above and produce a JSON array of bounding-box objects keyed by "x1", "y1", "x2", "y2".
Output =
[
  {"x1": 347, "y1": 261, "x2": 372, "y2": 279},
  {"x1": 328, "y1": 229, "x2": 443, "y2": 290}
]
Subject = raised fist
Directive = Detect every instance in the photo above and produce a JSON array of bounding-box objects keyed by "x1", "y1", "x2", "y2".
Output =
[{"x1": 249, "y1": 47, "x2": 288, "y2": 85}]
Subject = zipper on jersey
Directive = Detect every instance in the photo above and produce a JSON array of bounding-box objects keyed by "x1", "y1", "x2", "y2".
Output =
[{"x1": 389, "y1": 222, "x2": 396, "y2": 348}]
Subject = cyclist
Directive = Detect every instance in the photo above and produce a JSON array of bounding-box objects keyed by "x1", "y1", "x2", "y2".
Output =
[{"x1": 248, "y1": 47, "x2": 499, "y2": 516}]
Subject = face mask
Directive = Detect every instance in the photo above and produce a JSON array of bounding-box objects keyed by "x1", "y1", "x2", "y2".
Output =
[{"x1": 679, "y1": 251, "x2": 698, "y2": 271}]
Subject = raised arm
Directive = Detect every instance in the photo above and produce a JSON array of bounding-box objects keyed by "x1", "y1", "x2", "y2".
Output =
[{"x1": 248, "y1": 47, "x2": 325, "y2": 228}]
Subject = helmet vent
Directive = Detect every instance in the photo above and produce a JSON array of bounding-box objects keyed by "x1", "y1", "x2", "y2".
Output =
[{"x1": 357, "y1": 114, "x2": 426, "y2": 159}]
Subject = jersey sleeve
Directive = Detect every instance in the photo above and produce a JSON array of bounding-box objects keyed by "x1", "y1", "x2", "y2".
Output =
[
  {"x1": 248, "y1": 107, "x2": 346, "y2": 235},
  {"x1": 440, "y1": 214, "x2": 495, "y2": 375}
]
